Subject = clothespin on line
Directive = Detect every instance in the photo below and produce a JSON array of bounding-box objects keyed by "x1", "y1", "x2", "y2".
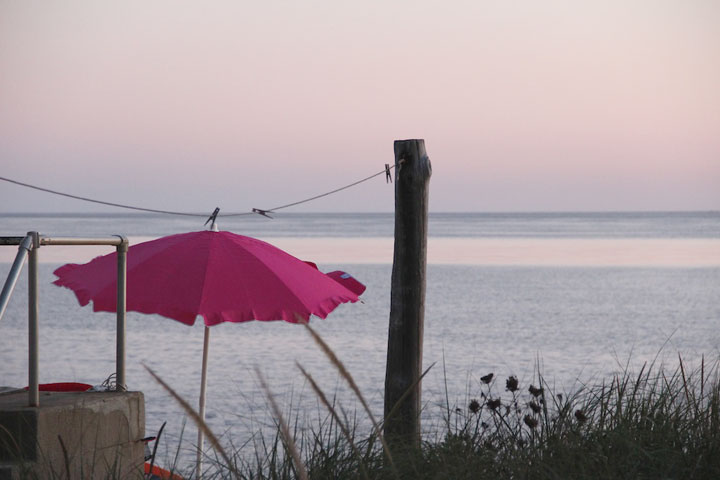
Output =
[
  {"x1": 205, "y1": 207, "x2": 220, "y2": 231},
  {"x1": 385, "y1": 164, "x2": 392, "y2": 183},
  {"x1": 252, "y1": 208, "x2": 274, "y2": 219}
]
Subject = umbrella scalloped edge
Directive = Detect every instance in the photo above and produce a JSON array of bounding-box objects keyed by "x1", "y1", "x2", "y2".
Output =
[{"x1": 53, "y1": 263, "x2": 95, "y2": 307}]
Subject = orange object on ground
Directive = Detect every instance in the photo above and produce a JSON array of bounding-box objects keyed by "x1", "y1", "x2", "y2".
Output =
[{"x1": 144, "y1": 462, "x2": 184, "y2": 480}]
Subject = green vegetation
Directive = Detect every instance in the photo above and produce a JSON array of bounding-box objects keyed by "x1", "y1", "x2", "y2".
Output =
[
  {"x1": 11, "y1": 351, "x2": 720, "y2": 479},
  {"x1": 161, "y1": 347, "x2": 720, "y2": 479}
]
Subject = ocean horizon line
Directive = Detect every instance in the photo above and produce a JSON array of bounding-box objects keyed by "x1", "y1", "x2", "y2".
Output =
[{"x1": 1, "y1": 209, "x2": 719, "y2": 217}]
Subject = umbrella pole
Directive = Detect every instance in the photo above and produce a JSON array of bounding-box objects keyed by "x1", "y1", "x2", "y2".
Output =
[{"x1": 197, "y1": 325, "x2": 210, "y2": 477}]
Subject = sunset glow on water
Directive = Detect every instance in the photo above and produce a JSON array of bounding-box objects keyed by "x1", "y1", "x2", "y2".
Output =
[{"x1": 4, "y1": 236, "x2": 717, "y2": 268}]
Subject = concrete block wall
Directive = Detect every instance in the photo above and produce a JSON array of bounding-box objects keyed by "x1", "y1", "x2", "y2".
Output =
[{"x1": 0, "y1": 391, "x2": 145, "y2": 479}]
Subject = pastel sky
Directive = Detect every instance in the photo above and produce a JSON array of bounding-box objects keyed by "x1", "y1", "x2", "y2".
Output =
[{"x1": 1, "y1": 0, "x2": 718, "y2": 213}]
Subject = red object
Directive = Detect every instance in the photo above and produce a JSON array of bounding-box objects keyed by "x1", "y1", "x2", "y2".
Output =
[
  {"x1": 304, "y1": 261, "x2": 366, "y2": 296},
  {"x1": 53, "y1": 230, "x2": 360, "y2": 326},
  {"x1": 144, "y1": 462, "x2": 184, "y2": 480},
  {"x1": 24, "y1": 382, "x2": 92, "y2": 392},
  {"x1": 326, "y1": 271, "x2": 366, "y2": 296}
]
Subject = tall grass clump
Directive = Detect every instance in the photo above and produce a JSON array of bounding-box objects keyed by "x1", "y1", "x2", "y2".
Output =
[
  {"x1": 146, "y1": 336, "x2": 720, "y2": 479},
  {"x1": 423, "y1": 355, "x2": 720, "y2": 479},
  {"x1": 235, "y1": 356, "x2": 719, "y2": 479}
]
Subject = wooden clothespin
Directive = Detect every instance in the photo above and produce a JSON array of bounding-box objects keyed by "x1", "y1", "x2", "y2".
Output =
[
  {"x1": 204, "y1": 207, "x2": 220, "y2": 231},
  {"x1": 385, "y1": 164, "x2": 392, "y2": 183},
  {"x1": 252, "y1": 208, "x2": 274, "y2": 219}
]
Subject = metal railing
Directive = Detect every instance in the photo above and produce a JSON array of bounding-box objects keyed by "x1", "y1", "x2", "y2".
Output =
[{"x1": 0, "y1": 232, "x2": 128, "y2": 406}]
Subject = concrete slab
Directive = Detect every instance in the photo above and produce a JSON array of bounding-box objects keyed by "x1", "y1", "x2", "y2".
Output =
[{"x1": 0, "y1": 390, "x2": 144, "y2": 479}]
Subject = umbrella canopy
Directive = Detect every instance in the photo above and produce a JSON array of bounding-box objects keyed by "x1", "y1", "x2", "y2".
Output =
[
  {"x1": 53, "y1": 229, "x2": 364, "y2": 476},
  {"x1": 53, "y1": 230, "x2": 360, "y2": 326}
]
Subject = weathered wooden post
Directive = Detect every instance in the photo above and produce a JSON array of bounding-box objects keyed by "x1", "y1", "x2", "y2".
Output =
[{"x1": 384, "y1": 139, "x2": 431, "y2": 446}]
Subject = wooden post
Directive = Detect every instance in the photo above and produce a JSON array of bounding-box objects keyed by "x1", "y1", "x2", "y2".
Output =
[{"x1": 384, "y1": 139, "x2": 431, "y2": 446}]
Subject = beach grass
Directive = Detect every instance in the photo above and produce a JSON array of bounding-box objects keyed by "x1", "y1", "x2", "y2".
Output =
[
  {"x1": 145, "y1": 347, "x2": 720, "y2": 480},
  {"x1": 10, "y1": 352, "x2": 718, "y2": 479}
]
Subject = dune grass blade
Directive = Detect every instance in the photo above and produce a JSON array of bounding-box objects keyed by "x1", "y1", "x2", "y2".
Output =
[
  {"x1": 255, "y1": 366, "x2": 309, "y2": 480},
  {"x1": 301, "y1": 321, "x2": 399, "y2": 478},
  {"x1": 57, "y1": 435, "x2": 71, "y2": 480},
  {"x1": 441, "y1": 350, "x2": 451, "y2": 433},
  {"x1": 144, "y1": 364, "x2": 239, "y2": 479},
  {"x1": 382, "y1": 362, "x2": 435, "y2": 431},
  {"x1": 296, "y1": 361, "x2": 371, "y2": 480},
  {"x1": 147, "y1": 421, "x2": 166, "y2": 479}
]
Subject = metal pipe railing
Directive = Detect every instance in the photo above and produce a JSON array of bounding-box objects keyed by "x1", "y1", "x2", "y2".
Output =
[
  {"x1": 115, "y1": 236, "x2": 128, "y2": 391},
  {"x1": 0, "y1": 233, "x2": 129, "y2": 406},
  {"x1": 28, "y1": 232, "x2": 39, "y2": 406},
  {"x1": 41, "y1": 237, "x2": 129, "y2": 246},
  {"x1": 0, "y1": 234, "x2": 33, "y2": 322}
]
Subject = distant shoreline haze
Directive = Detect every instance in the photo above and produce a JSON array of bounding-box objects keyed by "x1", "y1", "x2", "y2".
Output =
[{"x1": 1, "y1": 212, "x2": 718, "y2": 266}]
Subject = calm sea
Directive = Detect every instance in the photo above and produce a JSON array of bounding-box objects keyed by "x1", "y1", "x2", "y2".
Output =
[{"x1": 1, "y1": 211, "x2": 719, "y2": 467}]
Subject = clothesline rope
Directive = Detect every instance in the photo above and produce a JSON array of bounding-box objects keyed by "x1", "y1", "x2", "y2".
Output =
[{"x1": 0, "y1": 165, "x2": 393, "y2": 218}]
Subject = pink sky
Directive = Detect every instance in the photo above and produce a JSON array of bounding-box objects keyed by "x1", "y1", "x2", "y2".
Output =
[{"x1": 1, "y1": 0, "x2": 718, "y2": 213}]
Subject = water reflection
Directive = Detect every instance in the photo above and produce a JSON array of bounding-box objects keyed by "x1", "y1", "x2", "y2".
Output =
[{"x1": 3, "y1": 236, "x2": 718, "y2": 267}]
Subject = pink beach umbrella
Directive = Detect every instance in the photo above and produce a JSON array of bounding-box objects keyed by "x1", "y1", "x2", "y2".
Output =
[{"x1": 53, "y1": 230, "x2": 363, "y2": 474}]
